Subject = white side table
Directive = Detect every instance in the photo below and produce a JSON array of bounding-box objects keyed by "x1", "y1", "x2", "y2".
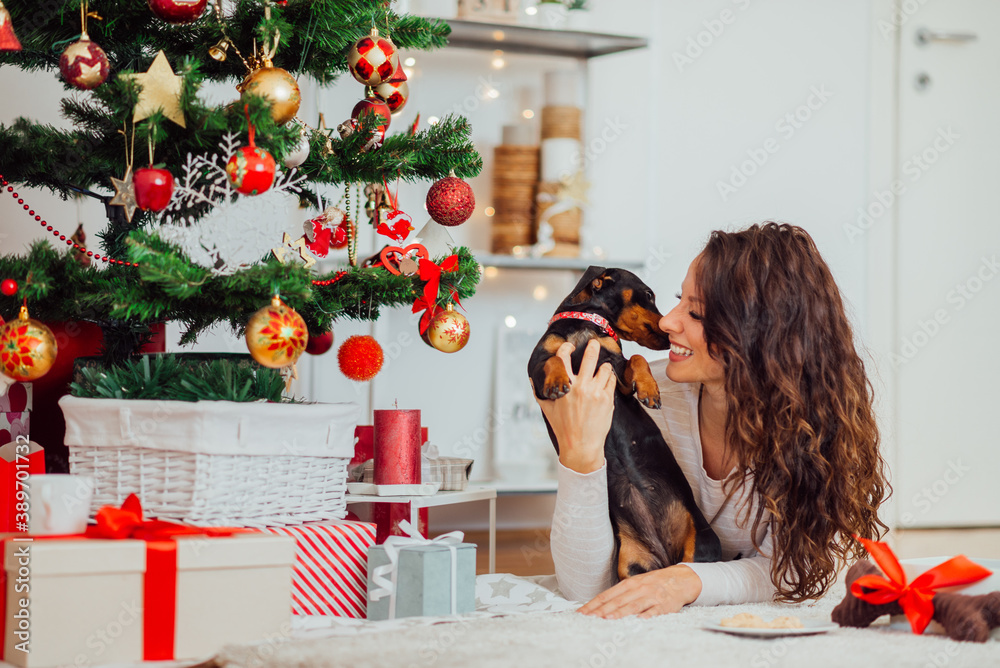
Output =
[{"x1": 344, "y1": 486, "x2": 498, "y2": 573}]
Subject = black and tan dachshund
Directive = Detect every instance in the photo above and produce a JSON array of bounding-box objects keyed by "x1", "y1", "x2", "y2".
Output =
[{"x1": 528, "y1": 266, "x2": 721, "y2": 580}]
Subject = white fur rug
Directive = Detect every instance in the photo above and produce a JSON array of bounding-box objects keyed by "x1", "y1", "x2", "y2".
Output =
[{"x1": 205, "y1": 575, "x2": 998, "y2": 668}]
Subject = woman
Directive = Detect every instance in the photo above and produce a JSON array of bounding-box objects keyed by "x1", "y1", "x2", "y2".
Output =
[{"x1": 538, "y1": 223, "x2": 890, "y2": 618}]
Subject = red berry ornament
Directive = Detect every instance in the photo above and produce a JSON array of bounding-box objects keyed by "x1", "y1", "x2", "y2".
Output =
[
  {"x1": 226, "y1": 146, "x2": 276, "y2": 196},
  {"x1": 426, "y1": 176, "x2": 475, "y2": 227},
  {"x1": 134, "y1": 167, "x2": 175, "y2": 212},
  {"x1": 347, "y1": 29, "x2": 399, "y2": 86},
  {"x1": 337, "y1": 335, "x2": 384, "y2": 382},
  {"x1": 148, "y1": 0, "x2": 208, "y2": 24},
  {"x1": 59, "y1": 37, "x2": 109, "y2": 90},
  {"x1": 0, "y1": 279, "x2": 16, "y2": 297},
  {"x1": 352, "y1": 97, "x2": 392, "y2": 134},
  {"x1": 305, "y1": 329, "x2": 334, "y2": 355}
]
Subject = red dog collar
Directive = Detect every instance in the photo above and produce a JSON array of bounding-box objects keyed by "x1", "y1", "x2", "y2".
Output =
[{"x1": 548, "y1": 311, "x2": 620, "y2": 343}]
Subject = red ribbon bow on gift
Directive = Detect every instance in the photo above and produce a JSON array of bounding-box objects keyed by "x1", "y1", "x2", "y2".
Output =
[
  {"x1": 851, "y1": 535, "x2": 993, "y2": 634},
  {"x1": 87, "y1": 493, "x2": 229, "y2": 540},
  {"x1": 412, "y1": 254, "x2": 461, "y2": 334}
]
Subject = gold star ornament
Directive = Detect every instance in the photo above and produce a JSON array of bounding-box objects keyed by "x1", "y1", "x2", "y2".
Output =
[
  {"x1": 109, "y1": 169, "x2": 138, "y2": 222},
  {"x1": 120, "y1": 50, "x2": 186, "y2": 128},
  {"x1": 271, "y1": 233, "x2": 316, "y2": 269}
]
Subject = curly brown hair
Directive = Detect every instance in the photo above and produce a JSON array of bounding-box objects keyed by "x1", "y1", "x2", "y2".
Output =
[{"x1": 695, "y1": 222, "x2": 890, "y2": 602}]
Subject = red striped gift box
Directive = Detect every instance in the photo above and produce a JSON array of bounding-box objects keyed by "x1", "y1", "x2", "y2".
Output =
[{"x1": 265, "y1": 521, "x2": 377, "y2": 618}]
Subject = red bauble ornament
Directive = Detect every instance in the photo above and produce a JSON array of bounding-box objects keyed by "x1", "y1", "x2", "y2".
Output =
[
  {"x1": 133, "y1": 167, "x2": 175, "y2": 212},
  {"x1": 426, "y1": 176, "x2": 475, "y2": 227},
  {"x1": 0, "y1": 279, "x2": 16, "y2": 297},
  {"x1": 337, "y1": 335, "x2": 384, "y2": 382},
  {"x1": 226, "y1": 146, "x2": 276, "y2": 196},
  {"x1": 352, "y1": 97, "x2": 392, "y2": 133},
  {"x1": 305, "y1": 329, "x2": 334, "y2": 355},
  {"x1": 347, "y1": 30, "x2": 399, "y2": 86},
  {"x1": 59, "y1": 37, "x2": 109, "y2": 90},
  {"x1": 148, "y1": 0, "x2": 208, "y2": 24},
  {"x1": 373, "y1": 80, "x2": 409, "y2": 114}
]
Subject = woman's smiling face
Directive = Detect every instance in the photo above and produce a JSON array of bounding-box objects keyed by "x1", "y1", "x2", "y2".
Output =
[{"x1": 658, "y1": 256, "x2": 726, "y2": 386}]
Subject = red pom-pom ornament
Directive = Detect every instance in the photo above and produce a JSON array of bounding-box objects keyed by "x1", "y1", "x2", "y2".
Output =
[
  {"x1": 0, "y1": 279, "x2": 17, "y2": 297},
  {"x1": 426, "y1": 175, "x2": 475, "y2": 227},
  {"x1": 337, "y1": 334, "x2": 384, "y2": 382}
]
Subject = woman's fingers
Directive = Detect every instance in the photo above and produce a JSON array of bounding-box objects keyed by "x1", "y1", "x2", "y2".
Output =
[
  {"x1": 554, "y1": 342, "x2": 577, "y2": 384},
  {"x1": 596, "y1": 361, "x2": 616, "y2": 395},
  {"x1": 576, "y1": 339, "x2": 602, "y2": 381}
]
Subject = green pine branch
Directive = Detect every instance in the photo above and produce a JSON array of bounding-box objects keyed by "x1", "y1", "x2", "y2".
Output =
[{"x1": 0, "y1": 238, "x2": 481, "y2": 346}]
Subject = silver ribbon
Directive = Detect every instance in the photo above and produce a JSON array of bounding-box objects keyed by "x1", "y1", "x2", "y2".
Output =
[{"x1": 369, "y1": 519, "x2": 465, "y2": 619}]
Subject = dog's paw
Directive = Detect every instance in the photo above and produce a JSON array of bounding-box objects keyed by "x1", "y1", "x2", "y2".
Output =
[
  {"x1": 543, "y1": 377, "x2": 572, "y2": 399},
  {"x1": 635, "y1": 380, "x2": 661, "y2": 410}
]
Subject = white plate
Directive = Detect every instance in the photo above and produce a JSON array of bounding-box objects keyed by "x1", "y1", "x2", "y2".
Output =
[{"x1": 703, "y1": 618, "x2": 838, "y2": 638}]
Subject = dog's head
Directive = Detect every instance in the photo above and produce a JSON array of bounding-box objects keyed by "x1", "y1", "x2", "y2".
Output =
[{"x1": 558, "y1": 266, "x2": 671, "y2": 351}]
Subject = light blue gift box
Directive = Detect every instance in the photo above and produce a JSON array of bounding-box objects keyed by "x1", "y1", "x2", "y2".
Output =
[{"x1": 366, "y1": 537, "x2": 476, "y2": 620}]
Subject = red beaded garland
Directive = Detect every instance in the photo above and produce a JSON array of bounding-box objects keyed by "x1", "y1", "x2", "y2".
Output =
[{"x1": 0, "y1": 279, "x2": 17, "y2": 296}]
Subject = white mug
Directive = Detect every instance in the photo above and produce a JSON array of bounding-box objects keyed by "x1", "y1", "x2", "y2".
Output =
[{"x1": 26, "y1": 474, "x2": 94, "y2": 535}]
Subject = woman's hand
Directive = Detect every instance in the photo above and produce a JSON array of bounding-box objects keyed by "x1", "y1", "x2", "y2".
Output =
[
  {"x1": 534, "y1": 339, "x2": 615, "y2": 474},
  {"x1": 578, "y1": 565, "x2": 702, "y2": 618}
]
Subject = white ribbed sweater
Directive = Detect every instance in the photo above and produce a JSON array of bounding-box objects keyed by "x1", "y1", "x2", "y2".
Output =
[{"x1": 550, "y1": 358, "x2": 777, "y2": 606}]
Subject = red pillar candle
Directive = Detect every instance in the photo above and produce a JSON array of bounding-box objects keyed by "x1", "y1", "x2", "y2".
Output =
[{"x1": 373, "y1": 409, "x2": 422, "y2": 485}]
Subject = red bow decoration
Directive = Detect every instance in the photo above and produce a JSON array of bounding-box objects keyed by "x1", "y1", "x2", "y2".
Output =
[
  {"x1": 87, "y1": 493, "x2": 242, "y2": 541},
  {"x1": 412, "y1": 254, "x2": 460, "y2": 334},
  {"x1": 851, "y1": 535, "x2": 992, "y2": 634}
]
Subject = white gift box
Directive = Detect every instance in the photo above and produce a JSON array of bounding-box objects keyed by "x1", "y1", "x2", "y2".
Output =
[{"x1": 2, "y1": 532, "x2": 295, "y2": 667}]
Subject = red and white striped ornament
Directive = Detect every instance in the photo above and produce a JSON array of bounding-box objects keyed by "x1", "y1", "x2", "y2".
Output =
[{"x1": 265, "y1": 521, "x2": 377, "y2": 618}]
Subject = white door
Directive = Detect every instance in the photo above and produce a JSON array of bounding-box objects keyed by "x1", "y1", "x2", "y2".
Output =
[{"x1": 895, "y1": 0, "x2": 1000, "y2": 527}]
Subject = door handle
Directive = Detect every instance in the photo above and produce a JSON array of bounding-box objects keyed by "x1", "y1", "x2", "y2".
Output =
[{"x1": 916, "y1": 28, "x2": 978, "y2": 46}]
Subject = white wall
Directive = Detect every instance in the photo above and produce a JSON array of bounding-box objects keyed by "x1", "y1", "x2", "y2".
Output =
[{"x1": 0, "y1": 0, "x2": 878, "y2": 532}]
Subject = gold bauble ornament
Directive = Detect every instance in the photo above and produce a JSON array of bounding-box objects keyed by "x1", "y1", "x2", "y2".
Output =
[
  {"x1": 238, "y1": 67, "x2": 301, "y2": 126},
  {"x1": 245, "y1": 296, "x2": 308, "y2": 368},
  {"x1": 0, "y1": 305, "x2": 58, "y2": 381},
  {"x1": 422, "y1": 304, "x2": 470, "y2": 354}
]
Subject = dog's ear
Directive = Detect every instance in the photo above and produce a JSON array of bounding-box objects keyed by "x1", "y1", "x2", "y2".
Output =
[
  {"x1": 590, "y1": 272, "x2": 615, "y2": 292},
  {"x1": 561, "y1": 266, "x2": 606, "y2": 306}
]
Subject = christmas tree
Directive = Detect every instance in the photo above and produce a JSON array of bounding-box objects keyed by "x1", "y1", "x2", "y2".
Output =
[{"x1": 0, "y1": 0, "x2": 482, "y2": 365}]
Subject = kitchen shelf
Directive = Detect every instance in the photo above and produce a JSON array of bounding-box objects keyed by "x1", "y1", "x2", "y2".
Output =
[
  {"x1": 476, "y1": 253, "x2": 645, "y2": 271},
  {"x1": 443, "y1": 18, "x2": 648, "y2": 59}
]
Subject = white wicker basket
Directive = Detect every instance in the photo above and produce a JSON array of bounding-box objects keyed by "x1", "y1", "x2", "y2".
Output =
[{"x1": 60, "y1": 396, "x2": 360, "y2": 528}]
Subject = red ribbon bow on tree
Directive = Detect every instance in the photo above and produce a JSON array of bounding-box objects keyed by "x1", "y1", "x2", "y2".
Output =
[
  {"x1": 851, "y1": 535, "x2": 992, "y2": 634},
  {"x1": 86, "y1": 493, "x2": 243, "y2": 541},
  {"x1": 412, "y1": 254, "x2": 460, "y2": 334}
]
